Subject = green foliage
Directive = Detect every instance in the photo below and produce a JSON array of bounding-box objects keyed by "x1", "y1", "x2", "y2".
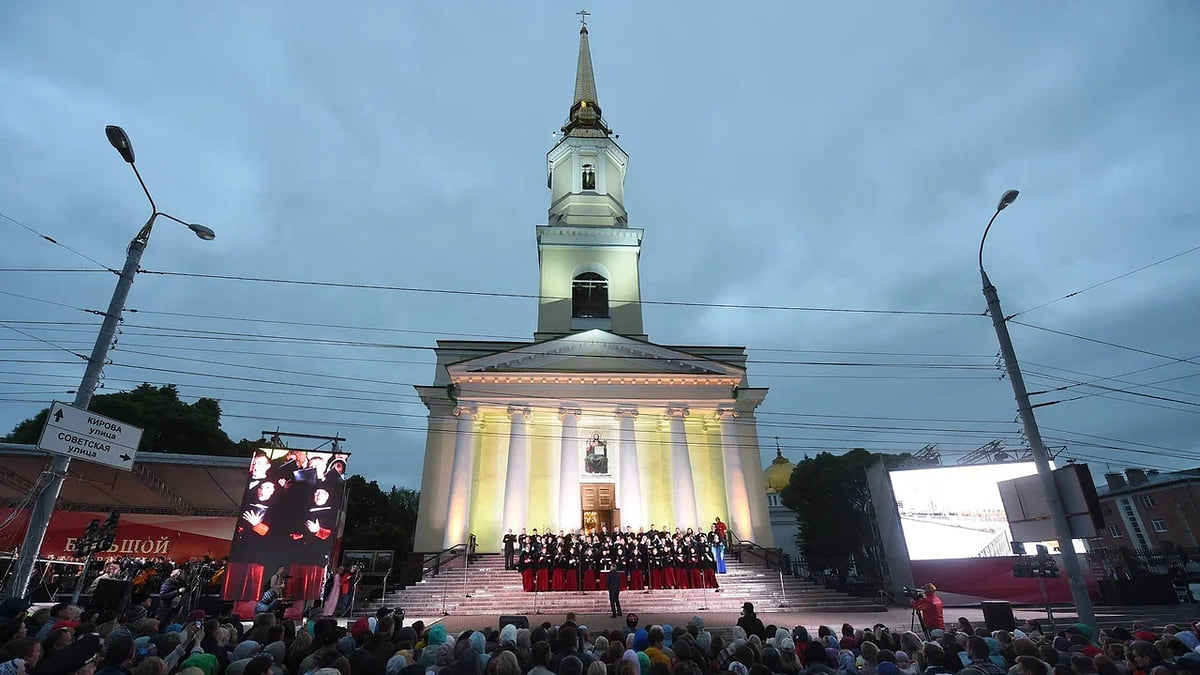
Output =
[
  {"x1": 342, "y1": 475, "x2": 419, "y2": 556},
  {"x1": 3, "y1": 383, "x2": 247, "y2": 456},
  {"x1": 779, "y1": 448, "x2": 910, "y2": 576}
]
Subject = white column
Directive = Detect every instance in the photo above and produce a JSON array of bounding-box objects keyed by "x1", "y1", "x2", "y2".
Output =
[
  {"x1": 443, "y1": 405, "x2": 479, "y2": 549},
  {"x1": 666, "y1": 405, "x2": 697, "y2": 530},
  {"x1": 738, "y1": 410, "x2": 775, "y2": 546},
  {"x1": 502, "y1": 405, "x2": 532, "y2": 534},
  {"x1": 557, "y1": 407, "x2": 583, "y2": 530},
  {"x1": 414, "y1": 403, "x2": 455, "y2": 552},
  {"x1": 716, "y1": 407, "x2": 753, "y2": 540},
  {"x1": 616, "y1": 406, "x2": 642, "y2": 529}
]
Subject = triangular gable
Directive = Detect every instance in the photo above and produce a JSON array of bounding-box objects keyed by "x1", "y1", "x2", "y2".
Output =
[{"x1": 446, "y1": 330, "x2": 744, "y2": 378}]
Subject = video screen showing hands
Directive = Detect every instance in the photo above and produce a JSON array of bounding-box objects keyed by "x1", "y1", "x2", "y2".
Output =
[{"x1": 230, "y1": 448, "x2": 350, "y2": 566}]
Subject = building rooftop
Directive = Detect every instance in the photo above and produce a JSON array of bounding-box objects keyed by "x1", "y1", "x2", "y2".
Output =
[{"x1": 1096, "y1": 467, "x2": 1200, "y2": 498}]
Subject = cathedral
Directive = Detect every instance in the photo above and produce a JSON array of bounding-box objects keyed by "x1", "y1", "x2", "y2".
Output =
[{"x1": 412, "y1": 18, "x2": 775, "y2": 553}]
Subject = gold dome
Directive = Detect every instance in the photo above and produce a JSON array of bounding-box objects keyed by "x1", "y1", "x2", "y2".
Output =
[{"x1": 763, "y1": 448, "x2": 795, "y2": 494}]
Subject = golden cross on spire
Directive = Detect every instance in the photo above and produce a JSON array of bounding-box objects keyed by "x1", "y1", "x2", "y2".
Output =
[
  {"x1": 577, "y1": 9, "x2": 590, "y2": 28},
  {"x1": 775, "y1": 436, "x2": 783, "y2": 458}
]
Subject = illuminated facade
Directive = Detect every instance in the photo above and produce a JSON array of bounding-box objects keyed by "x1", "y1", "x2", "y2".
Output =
[{"x1": 412, "y1": 19, "x2": 774, "y2": 553}]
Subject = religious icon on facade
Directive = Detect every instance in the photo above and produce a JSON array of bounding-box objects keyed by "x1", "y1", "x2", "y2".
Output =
[{"x1": 583, "y1": 432, "x2": 609, "y2": 475}]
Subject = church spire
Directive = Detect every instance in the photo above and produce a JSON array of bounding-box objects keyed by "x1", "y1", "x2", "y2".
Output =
[{"x1": 563, "y1": 10, "x2": 610, "y2": 137}]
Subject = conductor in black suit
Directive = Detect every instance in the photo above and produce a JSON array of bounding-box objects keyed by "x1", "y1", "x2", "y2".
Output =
[
  {"x1": 607, "y1": 566, "x2": 623, "y2": 617},
  {"x1": 503, "y1": 529, "x2": 517, "y2": 570}
]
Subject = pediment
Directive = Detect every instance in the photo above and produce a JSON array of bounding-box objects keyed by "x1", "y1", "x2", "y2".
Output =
[{"x1": 446, "y1": 330, "x2": 743, "y2": 380}]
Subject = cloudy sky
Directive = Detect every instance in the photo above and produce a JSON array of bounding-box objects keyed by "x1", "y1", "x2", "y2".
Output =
[{"x1": 2, "y1": 2, "x2": 1198, "y2": 494}]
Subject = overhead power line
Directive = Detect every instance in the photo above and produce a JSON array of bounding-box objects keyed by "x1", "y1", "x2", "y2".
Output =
[
  {"x1": 1025, "y1": 360, "x2": 1200, "y2": 401},
  {"x1": 0, "y1": 268, "x2": 110, "y2": 274},
  {"x1": 1012, "y1": 319, "x2": 1200, "y2": 368},
  {"x1": 0, "y1": 210, "x2": 114, "y2": 272},
  {"x1": 138, "y1": 268, "x2": 982, "y2": 317},
  {"x1": 1023, "y1": 369, "x2": 1200, "y2": 416},
  {"x1": 1012, "y1": 243, "x2": 1200, "y2": 317}
]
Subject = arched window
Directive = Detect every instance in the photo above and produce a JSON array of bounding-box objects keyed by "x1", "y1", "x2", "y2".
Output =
[
  {"x1": 572, "y1": 272, "x2": 609, "y2": 318},
  {"x1": 581, "y1": 164, "x2": 596, "y2": 190}
]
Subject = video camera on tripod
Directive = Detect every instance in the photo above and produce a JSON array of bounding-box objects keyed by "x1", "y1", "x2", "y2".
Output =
[{"x1": 901, "y1": 585, "x2": 926, "y2": 600}]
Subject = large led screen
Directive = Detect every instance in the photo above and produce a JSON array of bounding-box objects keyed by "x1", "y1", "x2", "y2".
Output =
[
  {"x1": 889, "y1": 462, "x2": 1065, "y2": 560},
  {"x1": 222, "y1": 448, "x2": 349, "y2": 601}
]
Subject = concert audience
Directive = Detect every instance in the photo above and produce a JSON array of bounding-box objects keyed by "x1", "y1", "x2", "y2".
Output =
[{"x1": 4, "y1": 584, "x2": 1200, "y2": 675}]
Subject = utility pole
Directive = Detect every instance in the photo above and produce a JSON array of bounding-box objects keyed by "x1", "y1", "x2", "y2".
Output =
[
  {"x1": 978, "y1": 189, "x2": 1096, "y2": 628},
  {"x1": 5, "y1": 127, "x2": 214, "y2": 599}
]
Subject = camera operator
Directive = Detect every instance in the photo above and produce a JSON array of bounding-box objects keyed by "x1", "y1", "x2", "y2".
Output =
[
  {"x1": 269, "y1": 565, "x2": 288, "y2": 597},
  {"x1": 909, "y1": 582, "x2": 944, "y2": 632}
]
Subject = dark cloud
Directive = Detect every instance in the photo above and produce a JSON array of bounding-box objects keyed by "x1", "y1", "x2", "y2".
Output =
[{"x1": 2, "y1": 2, "x2": 1198, "y2": 491}]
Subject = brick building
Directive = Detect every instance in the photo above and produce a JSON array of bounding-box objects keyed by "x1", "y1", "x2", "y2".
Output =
[{"x1": 1090, "y1": 467, "x2": 1200, "y2": 554}]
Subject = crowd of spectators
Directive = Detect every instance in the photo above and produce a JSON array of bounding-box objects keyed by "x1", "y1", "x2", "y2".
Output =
[{"x1": 2, "y1": 595, "x2": 1200, "y2": 675}]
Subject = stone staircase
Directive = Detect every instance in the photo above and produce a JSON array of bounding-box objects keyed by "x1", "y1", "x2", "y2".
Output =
[{"x1": 358, "y1": 553, "x2": 885, "y2": 616}]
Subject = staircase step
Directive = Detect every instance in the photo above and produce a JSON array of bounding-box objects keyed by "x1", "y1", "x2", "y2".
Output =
[{"x1": 359, "y1": 558, "x2": 885, "y2": 615}]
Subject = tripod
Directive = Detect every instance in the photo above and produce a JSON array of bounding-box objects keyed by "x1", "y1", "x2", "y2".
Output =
[{"x1": 910, "y1": 605, "x2": 927, "y2": 635}]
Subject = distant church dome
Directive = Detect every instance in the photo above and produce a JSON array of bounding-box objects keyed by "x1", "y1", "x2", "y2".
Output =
[{"x1": 763, "y1": 446, "x2": 795, "y2": 494}]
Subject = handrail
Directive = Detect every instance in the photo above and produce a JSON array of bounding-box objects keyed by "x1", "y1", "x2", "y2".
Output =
[
  {"x1": 728, "y1": 530, "x2": 787, "y2": 572},
  {"x1": 420, "y1": 538, "x2": 474, "y2": 580}
]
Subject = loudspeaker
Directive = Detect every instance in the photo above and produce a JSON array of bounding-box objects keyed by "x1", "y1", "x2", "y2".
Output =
[
  {"x1": 91, "y1": 579, "x2": 132, "y2": 614},
  {"x1": 981, "y1": 600, "x2": 1016, "y2": 632},
  {"x1": 499, "y1": 614, "x2": 529, "y2": 629}
]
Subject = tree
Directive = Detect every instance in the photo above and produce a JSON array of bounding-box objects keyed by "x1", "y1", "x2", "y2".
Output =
[
  {"x1": 3, "y1": 383, "x2": 251, "y2": 456},
  {"x1": 780, "y1": 448, "x2": 910, "y2": 581},
  {"x1": 341, "y1": 475, "x2": 419, "y2": 557}
]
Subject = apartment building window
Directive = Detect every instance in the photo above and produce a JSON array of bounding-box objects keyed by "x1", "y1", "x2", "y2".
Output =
[
  {"x1": 1108, "y1": 525, "x2": 1123, "y2": 538},
  {"x1": 1140, "y1": 495, "x2": 1157, "y2": 508},
  {"x1": 1152, "y1": 519, "x2": 1167, "y2": 533}
]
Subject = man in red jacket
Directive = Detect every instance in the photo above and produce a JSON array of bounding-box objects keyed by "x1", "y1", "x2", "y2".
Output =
[{"x1": 911, "y1": 582, "x2": 945, "y2": 633}]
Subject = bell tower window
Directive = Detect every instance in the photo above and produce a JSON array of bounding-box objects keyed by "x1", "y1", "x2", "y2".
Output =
[
  {"x1": 571, "y1": 272, "x2": 609, "y2": 318},
  {"x1": 581, "y1": 164, "x2": 596, "y2": 190}
]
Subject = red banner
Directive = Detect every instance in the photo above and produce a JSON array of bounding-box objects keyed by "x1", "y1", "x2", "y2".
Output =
[
  {"x1": 0, "y1": 508, "x2": 234, "y2": 561},
  {"x1": 910, "y1": 555, "x2": 1099, "y2": 605}
]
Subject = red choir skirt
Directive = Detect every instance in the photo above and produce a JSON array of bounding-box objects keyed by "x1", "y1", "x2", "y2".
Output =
[
  {"x1": 691, "y1": 568, "x2": 703, "y2": 588},
  {"x1": 631, "y1": 570, "x2": 645, "y2": 590},
  {"x1": 649, "y1": 569, "x2": 663, "y2": 589},
  {"x1": 567, "y1": 569, "x2": 579, "y2": 590},
  {"x1": 599, "y1": 572, "x2": 609, "y2": 590},
  {"x1": 704, "y1": 569, "x2": 718, "y2": 588},
  {"x1": 536, "y1": 569, "x2": 549, "y2": 591},
  {"x1": 583, "y1": 569, "x2": 597, "y2": 591},
  {"x1": 675, "y1": 567, "x2": 690, "y2": 588},
  {"x1": 522, "y1": 570, "x2": 534, "y2": 592},
  {"x1": 552, "y1": 568, "x2": 566, "y2": 591},
  {"x1": 663, "y1": 568, "x2": 676, "y2": 588}
]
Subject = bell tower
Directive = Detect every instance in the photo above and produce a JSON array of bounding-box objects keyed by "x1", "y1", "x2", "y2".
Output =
[{"x1": 536, "y1": 13, "x2": 645, "y2": 340}]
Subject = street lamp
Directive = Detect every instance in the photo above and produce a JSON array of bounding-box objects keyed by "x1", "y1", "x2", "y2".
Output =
[
  {"x1": 978, "y1": 189, "x2": 1096, "y2": 629},
  {"x1": 4, "y1": 126, "x2": 215, "y2": 600}
]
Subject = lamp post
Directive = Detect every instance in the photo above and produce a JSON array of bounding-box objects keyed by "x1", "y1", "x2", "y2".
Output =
[
  {"x1": 979, "y1": 189, "x2": 1096, "y2": 628},
  {"x1": 4, "y1": 126, "x2": 215, "y2": 600}
]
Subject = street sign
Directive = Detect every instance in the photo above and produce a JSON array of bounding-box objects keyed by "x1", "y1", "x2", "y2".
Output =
[{"x1": 36, "y1": 401, "x2": 143, "y2": 471}]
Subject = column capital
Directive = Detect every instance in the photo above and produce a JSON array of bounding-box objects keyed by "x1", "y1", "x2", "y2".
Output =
[
  {"x1": 615, "y1": 405, "x2": 639, "y2": 419},
  {"x1": 665, "y1": 405, "x2": 690, "y2": 419},
  {"x1": 506, "y1": 405, "x2": 532, "y2": 420},
  {"x1": 713, "y1": 406, "x2": 741, "y2": 420},
  {"x1": 558, "y1": 406, "x2": 583, "y2": 420},
  {"x1": 453, "y1": 404, "x2": 479, "y2": 419}
]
